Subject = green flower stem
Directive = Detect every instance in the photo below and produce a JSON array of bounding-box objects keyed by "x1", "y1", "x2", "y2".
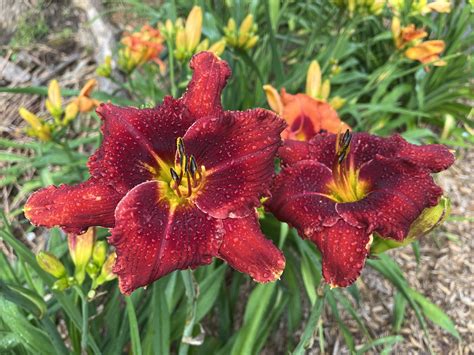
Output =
[
  {"x1": 73, "y1": 285, "x2": 89, "y2": 353},
  {"x1": 125, "y1": 296, "x2": 143, "y2": 355},
  {"x1": 179, "y1": 269, "x2": 198, "y2": 355},
  {"x1": 166, "y1": 39, "x2": 177, "y2": 97}
]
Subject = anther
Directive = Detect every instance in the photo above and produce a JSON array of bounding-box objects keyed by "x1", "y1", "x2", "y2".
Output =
[
  {"x1": 170, "y1": 167, "x2": 180, "y2": 182},
  {"x1": 189, "y1": 155, "x2": 198, "y2": 177},
  {"x1": 177, "y1": 137, "x2": 185, "y2": 157},
  {"x1": 341, "y1": 129, "x2": 352, "y2": 148}
]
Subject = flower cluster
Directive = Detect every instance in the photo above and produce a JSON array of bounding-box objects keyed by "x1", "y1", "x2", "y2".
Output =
[
  {"x1": 161, "y1": 6, "x2": 226, "y2": 62},
  {"x1": 36, "y1": 227, "x2": 116, "y2": 295},
  {"x1": 118, "y1": 25, "x2": 166, "y2": 73},
  {"x1": 26, "y1": 54, "x2": 454, "y2": 293},
  {"x1": 223, "y1": 14, "x2": 259, "y2": 50}
]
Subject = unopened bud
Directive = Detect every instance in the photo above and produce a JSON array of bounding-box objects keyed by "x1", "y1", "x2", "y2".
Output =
[
  {"x1": 37, "y1": 251, "x2": 67, "y2": 279},
  {"x1": 52, "y1": 277, "x2": 70, "y2": 291},
  {"x1": 68, "y1": 228, "x2": 95, "y2": 284},
  {"x1": 92, "y1": 240, "x2": 107, "y2": 267},
  {"x1": 94, "y1": 252, "x2": 117, "y2": 288}
]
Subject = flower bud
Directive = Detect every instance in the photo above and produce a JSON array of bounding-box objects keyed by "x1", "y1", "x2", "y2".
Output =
[
  {"x1": 329, "y1": 96, "x2": 346, "y2": 110},
  {"x1": 52, "y1": 277, "x2": 70, "y2": 291},
  {"x1": 45, "y1": 80, "x2": 63, "y2": 120},
  {"x1": 19, "y1": 108, "x2": 51, "y2": 142},
  {"x1": 239, "y1": 14, "x2": 254, "y2": 36},
  {"x1": 36, "y1": 251, "x2": 67, "y2": 279},
  {"x1": 63, "y1": 102, "x2": 79, "y2": 125},
  {"x1": 96, "y1": 55, "x2": 112, "y2": 78},
  {"x1": 195, "y1": 38, "x2": 210, "y2": 53},
  {"x1": 68, "y1": 228, "x2": 95, "y2": 284},
  {"x1": 371, "y1": 196, "x2": 451, "y2": 254},
  {"x1": 93, "y1": 252, "x2": 117, "y2": 288},
  {"x1": 320, "y1": 79, "x2": 331, "y2": 101},
  {"x1": 306, "y1": 60, "x2": 322, "y2": 99},
  {"x1": 208, "y1": 39, "x2": 226, "y2": 56},
  {"x1": 185, "y1": 6, "x2": 203, "y2": 52},
  {"x1": 92, "y1": 240, "x2": 107, "y2": 267}
]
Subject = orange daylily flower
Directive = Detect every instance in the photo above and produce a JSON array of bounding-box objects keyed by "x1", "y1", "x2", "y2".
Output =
[
  {"x1": 120, "y1": 25, "x2": 165, "y2": 72},
  {"x1": 392, "y1": 19, "x2": 446, "y2": 68},
  {"x1": 264, "y1": 86, "x2": 350, "y2": 141},
  {"x1": 405, "y1": 40, "x2": 446, "y2": 66},
  {"x1": 65, "y1": 79, "x2": 100, "y2": 119}
]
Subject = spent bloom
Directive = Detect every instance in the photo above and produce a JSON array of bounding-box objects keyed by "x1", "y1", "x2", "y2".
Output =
[
  {"x1": 264, "y1": 60, "x2": 349, "y2": 141},
  {"x1": 24, "y1": 52, "x2": 286, "y2": 295},
  {"x1": 118, "y1": 25, "x2": 165, "y2": 73},
  {"x1": 224, "y1": 14, "x2": 259, "y2": 50},
  {"x1": 267, "y1": 131, "x2": 454, "y2": 287}
]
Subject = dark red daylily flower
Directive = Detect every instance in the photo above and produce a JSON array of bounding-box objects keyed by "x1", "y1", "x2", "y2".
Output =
[
  {"x1": 267, "y1": 132, "x2": 454, "y2": 287},
  {"x1": 25, "y1": 52, "x2": 286, "y2": 294}
]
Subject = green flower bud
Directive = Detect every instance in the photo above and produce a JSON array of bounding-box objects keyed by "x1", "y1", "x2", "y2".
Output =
[
  {"x1": 92, "y1": 240, "x2": 107, "y2": 267},
  {"x1": 36, "y1": 251, "x2": 67, "y2": 279},
  {"x1": 371, "y1": 196, "x2": 451, "y2": 254},
  {"x1": 52, "y1": 277, "x2": 70, "y2": 291},
  {"x1": 68, "y1": 228, "x2": 95, "y2": 284},
  {"x1": 93, "y1": 252, "x2": 117, "y2": 288}
]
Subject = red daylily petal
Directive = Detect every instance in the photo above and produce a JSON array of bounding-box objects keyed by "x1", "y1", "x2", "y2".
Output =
[
  {"x1": 185, "y1": 109, "x2": 285, "y2": 219},
  {"x1": 91, "y1": 100, "x2": 195, "y2": 194},
  {"x1": 310, "y1": 220, "x2": 371, "y2": 287},
  {"x1": 277, "y1": 139, "x2": 313, "y2": 167},
  {"x1": 298, "y1": 133, "x2": 454, "y2": 172},
  {"x1": 218, "y1": 212, "x2": 285, "y2": 282},
  {"x1": 387, "y1": 134, "x2": 454, "y2": 172},
  {"x1": 110, "y1": 181, "x2": 223, "y2": 295},
  {"x1": 181, "y1": 51, "x2": 231, "y2": 120},
  {"x1": 337, "y1": 155, "x2": 443, "y2": 240},
  {"x1": 267, "y1": 160, "x2": 339, "y2": 236},
  {"x1": 24, "y1": 179, "x2": 122, "y2": 234}
]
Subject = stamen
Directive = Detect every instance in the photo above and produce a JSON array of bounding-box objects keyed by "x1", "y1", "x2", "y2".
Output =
[
  {"x1": 189, "y1": 155, "x2": 198, "y2": 176},
  {"x1": 177, "y1": 137, "x2": 185, "y2": 157},
  {"x1": 170, "y1": 167, "x2": 180, "y2": 183}
]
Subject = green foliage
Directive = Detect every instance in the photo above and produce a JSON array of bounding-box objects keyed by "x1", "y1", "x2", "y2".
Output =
[{"x1": 1, "y1": 0, "x2": 471, "y2": 354}]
